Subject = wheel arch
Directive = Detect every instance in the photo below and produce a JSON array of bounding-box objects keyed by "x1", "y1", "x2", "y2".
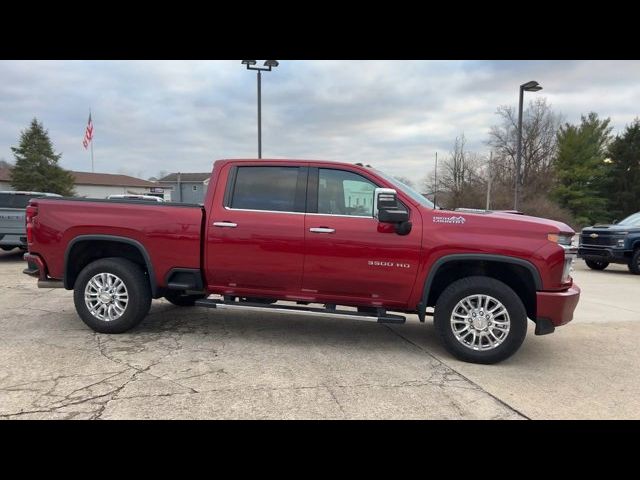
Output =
[
  {"x1": 64, "y1": 235, "x2": 158, "y2": 297},
  {"x1": 420, "y1": 254, "x2": 542, "y2": 321}
]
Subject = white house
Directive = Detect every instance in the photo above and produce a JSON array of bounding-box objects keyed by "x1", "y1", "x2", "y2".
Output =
[{"x1": 0, "y1": 167, "x2": 164, "y2": 199}]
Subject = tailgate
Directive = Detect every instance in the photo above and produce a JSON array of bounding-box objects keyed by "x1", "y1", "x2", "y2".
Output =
[
  {"x1": 0, "y1": 208, "x2": 26, "y2": 236},
  {"x1": 0, "y1": 193, "x2": 33, "y2": 236}
]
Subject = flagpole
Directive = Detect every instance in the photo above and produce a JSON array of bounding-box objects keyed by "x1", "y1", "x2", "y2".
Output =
[{"x1": 90, "y1": 109, "x2": 94, "y2": 172}]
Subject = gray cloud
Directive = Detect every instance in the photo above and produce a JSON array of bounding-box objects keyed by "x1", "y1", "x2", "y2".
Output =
[{"x1": 1, "y1": 60, "x2": 639, "y2": 184}]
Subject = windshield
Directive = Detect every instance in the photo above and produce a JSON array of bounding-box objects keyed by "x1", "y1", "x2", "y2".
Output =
[
  {"x1": 373, "y1": 169, "x2": 435, "y2": 209},
  {"x1": 0, "y1": 193, "x2": 35, "y2": 209},
  {"x1": 619, "y1": 212, "x2": 640, "y2": 227}
]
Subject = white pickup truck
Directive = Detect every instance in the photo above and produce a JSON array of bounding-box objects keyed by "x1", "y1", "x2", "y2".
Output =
[{"x1": 0, "y1": 191, "x2": 61, "y2": 251}]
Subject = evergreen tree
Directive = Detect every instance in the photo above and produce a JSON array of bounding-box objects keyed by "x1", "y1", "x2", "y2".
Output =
[
  {"x1": 605, "y1": 119, "x2": 640, "y2": 220},
  {"x1": 10, "y1": 118, "x2": 75, "y2": 196},
  {"x1": 552, "y1": 112, "x2": 612, "y2": 226}
]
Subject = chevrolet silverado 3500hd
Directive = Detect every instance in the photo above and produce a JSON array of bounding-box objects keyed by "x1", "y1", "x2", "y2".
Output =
[{"x1": 23, "y1": 159, "x2": 580, "y2": 364}]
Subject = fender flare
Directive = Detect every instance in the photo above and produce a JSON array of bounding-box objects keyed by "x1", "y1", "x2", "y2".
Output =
[
  {"x1": 63, "y1": 234, "x2": 158, "y2": 297},
  {"x1": 418, "y1": 253, "x2": 542, "y2": 321}
]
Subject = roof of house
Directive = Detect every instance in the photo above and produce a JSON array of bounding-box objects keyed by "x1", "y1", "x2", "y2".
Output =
[
  {"x1": 158, "y1": 172, "x2": 211, "y2": 183},
  {"x1": 0, "y1": 167, "x2": 156, "y2": 188},
  {"x1": 0, "y1": 167, "x2": 11, "y2": 182},
  {"x1": 71, "y1": 171, "x2": 157, "y2": 187}
]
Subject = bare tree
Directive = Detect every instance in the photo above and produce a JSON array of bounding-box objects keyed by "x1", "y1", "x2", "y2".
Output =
[
  {"x1": 419, "y1": 135, "x2": 486, "y2": 209},
  {"x1": 392, "y1": 175, "x2": 415, "y2": 189},
  {"x1": 437, "y1": 134, "x2": 485, "y2": 209},
  {"x1": 488, "y1": 97, "x2": 563, "y2": 196},
  {"x1": 0, "y1": 158, "x2": 12, "y2": 169}
]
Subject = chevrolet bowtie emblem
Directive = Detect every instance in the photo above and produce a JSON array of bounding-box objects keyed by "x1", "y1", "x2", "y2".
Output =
[{"x1": 589, "y1": 233, "x2": 599, "y2": 238}]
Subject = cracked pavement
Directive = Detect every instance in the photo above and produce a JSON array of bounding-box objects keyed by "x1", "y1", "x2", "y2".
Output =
[{"x1": 1, "y1": 249, "x2": 638, "y2": 419}]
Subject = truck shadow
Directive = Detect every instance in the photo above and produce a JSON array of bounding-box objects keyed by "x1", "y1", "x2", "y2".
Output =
[
  {"x1": 585, "y1": 268, "x2": 635, "y2": 277},
  {"x1": 0, "y1": 249, "x2": 25, "y2": 263},
  {"x1": 133, "y1": 302, "x2": 540, "y2": 365}
]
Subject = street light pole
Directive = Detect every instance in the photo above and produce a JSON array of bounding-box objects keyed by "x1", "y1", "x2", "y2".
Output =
[
  {"x1": 514, "y1": 80, "x2": 543, "y2": 211},
  {"x1": 257, "y1": 69, "x2": 262, "y2": 158},
  {"x1": 242, "y1": 60, "x2": 279, "y2": 159},
  {"x1": 514, "y1": 88, "x2": 524, "y2": 211},
  {"x1": 486, "y1": 151, "x2": 493, "y2": 211}
]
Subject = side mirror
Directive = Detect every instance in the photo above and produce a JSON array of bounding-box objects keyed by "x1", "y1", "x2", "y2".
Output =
[{"x1": 374, "y1": 188, "x2": 411, "y2": 235}]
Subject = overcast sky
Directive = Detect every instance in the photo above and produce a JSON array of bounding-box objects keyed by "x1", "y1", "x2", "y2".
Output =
[{"x1": 1, "y1": 60, "x2": 639, "y2": 183}]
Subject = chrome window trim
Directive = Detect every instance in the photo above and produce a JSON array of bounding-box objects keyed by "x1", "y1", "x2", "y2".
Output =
[
  {"x1": 223, "y1": 206, "x2": 373, "y2": 219},
  {"x1": 224, "y1": 206, "x2": 305, "y2": 215},
  {"x1": 307, "y1": 213, "x2": 374, "y2": 219}
]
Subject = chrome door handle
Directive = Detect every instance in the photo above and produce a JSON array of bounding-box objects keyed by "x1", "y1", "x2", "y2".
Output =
[
  {"x1": 309, "y1": 227, "x2": 335, "y2": 234},
  {"x1": 213, "y1": 222, "x2": 238, "y2": 228}
]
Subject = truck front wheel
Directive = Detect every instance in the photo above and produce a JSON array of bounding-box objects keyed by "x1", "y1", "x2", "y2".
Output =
[
  {"x1": 73, "y1": 257, "x2": 151, "y2": 333},
  {"x1": 585, "y1": 259, "x2": 609, "y2": 270},
  {"x1": 434, "y1": 276, "x2": 527, "y2": 364},
  {"x1": 628, "y1": 249, "x2": 640, "y2": 275}
]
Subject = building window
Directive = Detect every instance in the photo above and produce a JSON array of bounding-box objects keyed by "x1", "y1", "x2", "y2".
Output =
[{"x1": 192, "y1": 185, "x2": 198, "y2": 191}]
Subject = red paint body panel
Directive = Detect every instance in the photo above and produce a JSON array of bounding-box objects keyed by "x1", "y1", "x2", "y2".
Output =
[
  {"x1": 29, "y1": 199, "x2": 202, "y2": 288},
  {"x1": 302, "y1": 214, "x2": 422, "y2": 308},
  {"x1": 28, "y1": 158, "x2": 580, "y2": 329},
  {"x1": 536, "y1": 284, "x2": 581, "y2": 326}
]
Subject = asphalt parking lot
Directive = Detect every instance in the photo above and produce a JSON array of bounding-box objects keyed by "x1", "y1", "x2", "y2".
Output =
[{"x1": 1, "y1": 249, "x2": 639, "y2": 419}]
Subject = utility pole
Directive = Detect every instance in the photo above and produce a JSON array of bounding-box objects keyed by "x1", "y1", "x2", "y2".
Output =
[
  {"x1": 433, "y1": 152, "x2": 438, "y2": 206},
  {"x1": 486, "y1": 151, "x2": 493, "y2": 210}
]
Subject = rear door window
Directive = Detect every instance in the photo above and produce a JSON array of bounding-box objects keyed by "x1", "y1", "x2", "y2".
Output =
[{"x1": 229, "y1": 166, "x2": 304, "y2": 213}]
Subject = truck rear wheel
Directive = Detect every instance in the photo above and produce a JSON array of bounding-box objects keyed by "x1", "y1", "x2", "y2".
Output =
[
  {"x1": 434, "y1": 276, "x2": 527, "y2": 364},
  {"x1": 164, "y1": 291, "x2": 207, "y2": 306},
  {"x1": 628, "y1": 249, "x2": 640, "y2": 275},
  {"x1": 585, "y1": 259, "x2": 609, "y2": 270},
  {"x1": 73, "y1": 257, "x2": 151, "y2": 333}
]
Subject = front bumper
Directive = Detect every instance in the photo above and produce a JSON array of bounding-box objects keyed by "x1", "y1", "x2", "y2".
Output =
[
  {"x1": 536, "y1": 284, "x2": 581, "y2": 328},
  {"x1": 578, "y1": 247, "x2": 631, "y2": 263}
]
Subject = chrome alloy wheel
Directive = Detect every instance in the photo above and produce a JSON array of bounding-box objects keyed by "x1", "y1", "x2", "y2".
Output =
[
  {"x1": 450, "y1": 294, "x2": 510, "y2": 351},
  {"x1": 84, "y1": 273, "x2": 129, "y2": 322}
]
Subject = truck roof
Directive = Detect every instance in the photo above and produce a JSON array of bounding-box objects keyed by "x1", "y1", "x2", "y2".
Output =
[{"x1": 214, "y1": 158, "x2": 366, "y2": 169}]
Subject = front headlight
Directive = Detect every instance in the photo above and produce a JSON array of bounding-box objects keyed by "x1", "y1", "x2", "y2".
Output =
[
  {"x1": 547, "y1": 233, "x2": 574, "y2": 246},
  {"x1": 561, "y1": 251, "x2": 576, "y2": 283},
  {"x1": 548, "y1": 232, "x2": 576, "y2": 283}
]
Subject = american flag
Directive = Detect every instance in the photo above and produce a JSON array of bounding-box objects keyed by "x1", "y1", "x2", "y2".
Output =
[{"x1": 83, "y1": 113, "x2": 93, "y2": 149}]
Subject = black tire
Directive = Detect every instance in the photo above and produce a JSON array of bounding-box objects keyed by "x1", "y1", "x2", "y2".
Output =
[
  {"x1": 0, "y1": 246, "x2": 14, "y2": 251},
  {"x1": 628, "y1": 249, "x2": 640, "y2": 275},
  {"x1": 164, "y1": 290, "x2": 207, "y2": 306},
  {"x1": 73, "y1": 257, "x2": 151, "y2": 333},
  {"x1": 585, "y1": 259, "x2": 609, "y2": 271},
  {"x1": 434, "y1": 276, "x2": 528, "y2": 364}
]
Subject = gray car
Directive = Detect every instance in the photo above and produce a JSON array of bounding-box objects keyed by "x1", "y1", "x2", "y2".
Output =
[{"x1": 0, "y1": 191, "x2": 61, "y2": 251}]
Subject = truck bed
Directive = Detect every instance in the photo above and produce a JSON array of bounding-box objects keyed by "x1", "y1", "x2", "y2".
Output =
[{"x1": 29, "y1": 197, "x2": 204, "y2": 288}]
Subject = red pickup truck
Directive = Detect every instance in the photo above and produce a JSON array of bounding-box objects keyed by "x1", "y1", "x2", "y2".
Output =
[{"x1": 23, "y1": 159, "x2": 580, "y2": 364}]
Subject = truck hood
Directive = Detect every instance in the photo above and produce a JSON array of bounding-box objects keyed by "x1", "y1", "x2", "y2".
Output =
[
  {"x1": 440, "y1": 209, "x2": 574, "y2": 234},
  {"x1": 582, "y1": 224, "x2": 640, "y2": 233}
]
